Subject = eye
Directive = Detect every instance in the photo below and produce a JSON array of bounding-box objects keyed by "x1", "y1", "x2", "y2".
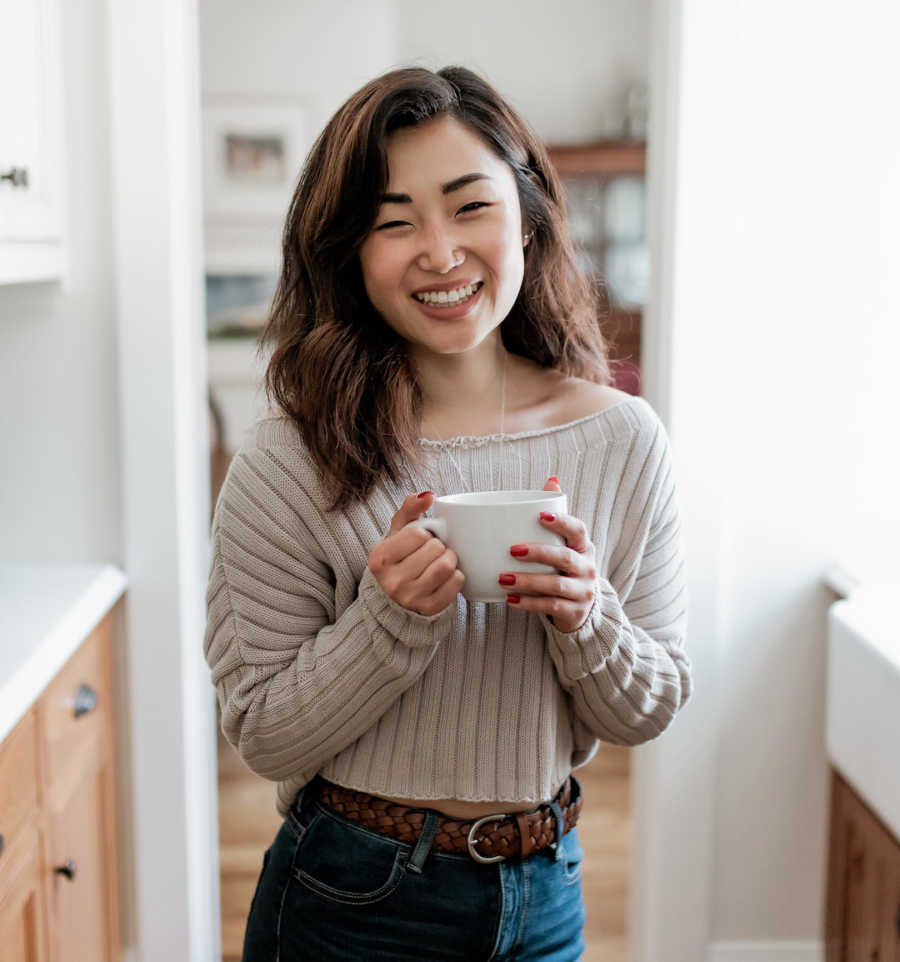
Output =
[
  {"x1": 374, "y1": 220, "x2": 411, "y2": 231},
  {"x1": 458, "y1": 201, "x2": 489, "y2": 214}
]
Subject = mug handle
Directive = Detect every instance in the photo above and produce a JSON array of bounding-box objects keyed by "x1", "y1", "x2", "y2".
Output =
[{"x1": 407, "y1": 517, "x2": 448, "y2": 541}]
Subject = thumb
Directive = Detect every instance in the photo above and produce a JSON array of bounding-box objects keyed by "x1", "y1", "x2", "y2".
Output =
[
  {"x1": 390, "y1": 490, "x2": 435, "y2": 535},
  {"x1": 543, "y1": 476, "x2": 562, "y2": 492}
]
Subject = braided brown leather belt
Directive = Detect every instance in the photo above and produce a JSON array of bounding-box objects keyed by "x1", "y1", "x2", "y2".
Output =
[{"x1": 315, "y1": 775, "x2": 583, "y2": 864}]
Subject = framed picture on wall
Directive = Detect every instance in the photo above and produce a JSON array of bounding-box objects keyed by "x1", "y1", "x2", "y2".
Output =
[{"x1": 202, "y1": 96, "x2": 310, "y2": 223}]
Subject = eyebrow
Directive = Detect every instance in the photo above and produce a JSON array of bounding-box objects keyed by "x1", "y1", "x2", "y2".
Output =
[{"x1": 380, "y1": 172, "x2": 492, "y2": 205}]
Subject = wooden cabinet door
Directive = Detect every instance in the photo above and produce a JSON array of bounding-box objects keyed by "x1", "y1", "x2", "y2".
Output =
[
  {"x1": 0, "y1": 825, "x2": 49, "y2": 962},
  {"x1": 827, "y1": 772, "x2": 900, "y2": 962},
  {"x1": 843, "y1": 813, "x2": 881, "y2": 962},
  {"x1": 45, "y1": 752, "x2": 112, "y2": 962},
  {"x1": 877, "y1": 822, "x2": 900, "y2": 962}
]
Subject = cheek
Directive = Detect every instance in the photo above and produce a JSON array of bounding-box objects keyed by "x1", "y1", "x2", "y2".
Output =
[
  {"x1": 359, "y1": 242, "x2": 401, "y2": 304},
  {"x1": 488, "y1": 235, "x2": 525, "y2": 295},
  {"x1": 480, "y1": 212, "x2": 525, "y2": 291}
]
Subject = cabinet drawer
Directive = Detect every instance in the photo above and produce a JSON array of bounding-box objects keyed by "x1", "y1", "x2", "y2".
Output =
[
  {"x1": 0, "y1": 819, "x2": 49, "y2": 962},
  {"x1": 0, "y1": 709, "x2": 40, "y2": 868},
  {"x1": 38, "y1": 617, "x2": 112, "y2": 791}
]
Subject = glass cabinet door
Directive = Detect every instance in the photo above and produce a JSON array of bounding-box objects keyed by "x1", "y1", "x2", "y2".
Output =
[{"x1": 549, "y1": 142, "x2": 647, "y2": 394}]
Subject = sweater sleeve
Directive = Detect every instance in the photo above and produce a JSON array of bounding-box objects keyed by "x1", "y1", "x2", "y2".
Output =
[
  {"x1": 540, "y1": 410, "x2": 692, "y2": 746},
  {"x1": 203, "y1": 445, "x2": 455, "y2": 782}
]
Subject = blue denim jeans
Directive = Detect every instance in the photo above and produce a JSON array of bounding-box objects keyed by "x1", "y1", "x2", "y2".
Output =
[{"x1": 241, "y1": 775, "x2": 587, "y2": 961}]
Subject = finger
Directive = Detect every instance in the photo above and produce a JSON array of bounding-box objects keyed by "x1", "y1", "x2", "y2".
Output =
[
  {"x1": 377, "y1": 528, "x2": 445, "y2": 575},
  {"x1": 496, "y1": 571, "x2": 591, "y2": 602},
  {"x1": 542, "y1": 476, "x2": 562, "y2": 492},
  {"x1": 536, "y1": 510, "x2": 590, "y2": 554},
  {"x1": 505, "y1": 592, "x2": 586, "y2": 622},
  {"x1": 508, "y1": 542, "x2": 595, "y2": 576},
  {"x1": 370, "y1": 525, "x2": 437, "y2": 574},
  {"x1": 412, "y1": 548, "x2": 461, "y2": 595},
  {"x1": 389, "y1": 491, "x2": 435, "y2": 535},
  {"x1": 418, "y1": 568, "x2": 466, "y2": 616}
]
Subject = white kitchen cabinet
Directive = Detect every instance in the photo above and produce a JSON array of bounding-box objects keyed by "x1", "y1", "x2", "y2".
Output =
[{"x1": 0, "y1": 0, "x2": 66, "y2": 285}]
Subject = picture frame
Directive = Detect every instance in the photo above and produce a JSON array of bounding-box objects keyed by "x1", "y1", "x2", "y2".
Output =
[{"x1": 202, "y1": 96, "x2": 310, "y2": 223}]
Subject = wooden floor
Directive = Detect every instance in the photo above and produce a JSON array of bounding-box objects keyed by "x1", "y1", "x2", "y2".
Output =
[{"x1": 217, "y1": 726, "x2": 629, "y2": 962}]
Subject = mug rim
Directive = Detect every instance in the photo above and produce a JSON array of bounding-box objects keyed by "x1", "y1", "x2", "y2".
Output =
[{"x1": 435, "y1": 489, "x2": 565, "y2": 507}]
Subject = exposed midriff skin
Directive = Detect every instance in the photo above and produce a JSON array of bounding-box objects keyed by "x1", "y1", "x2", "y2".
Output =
[{"x1": 374, "y1": 780, "x2": 568, "y2": 820}]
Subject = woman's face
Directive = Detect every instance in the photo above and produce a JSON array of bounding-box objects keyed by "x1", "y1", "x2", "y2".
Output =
[{"x1": 358, "y1": 114, "x2": 527, "y2": 359}]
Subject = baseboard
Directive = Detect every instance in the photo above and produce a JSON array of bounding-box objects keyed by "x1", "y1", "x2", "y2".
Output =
[{"x1": 707, "y1": 942, "x2": 823, "y2": 962}]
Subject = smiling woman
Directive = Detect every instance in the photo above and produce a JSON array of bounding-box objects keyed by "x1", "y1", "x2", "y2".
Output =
[
  {"x1": 260, "y1": 66, "x2": 612, "y2": 509},
  {"x1": 205, "y1": 65, "x2": 691, "y2": 962},
  {"x1": 359, "y1": 115, "x2": 527, "y2": 362}
]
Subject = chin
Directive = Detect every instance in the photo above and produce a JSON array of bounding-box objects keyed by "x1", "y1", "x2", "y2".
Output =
[{"x1": 425, "y1": 333, "x2": 491, "y2": 356}]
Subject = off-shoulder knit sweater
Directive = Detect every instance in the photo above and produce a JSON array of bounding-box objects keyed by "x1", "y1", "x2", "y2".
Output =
[{"x1": 203, "y1": 394, "x2": 692, "y2": 817}]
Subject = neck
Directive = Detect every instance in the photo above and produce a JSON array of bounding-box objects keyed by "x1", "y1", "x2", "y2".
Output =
[{"x1": 415, "y1": 335, "x2": 507, "y2": 436}]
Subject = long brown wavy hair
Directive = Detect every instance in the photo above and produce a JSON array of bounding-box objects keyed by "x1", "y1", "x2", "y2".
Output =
[{"x1": 260, "y1": 65, "x2": 612, "y2": 511}]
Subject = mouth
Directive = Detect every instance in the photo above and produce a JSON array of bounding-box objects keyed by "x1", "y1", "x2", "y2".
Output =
[
  {"x1": 411, "y1": 281, "x2": 484, "y2": 320},
  {"x1": 411, "y1": 281, "x2": 483, "y2": 307}
]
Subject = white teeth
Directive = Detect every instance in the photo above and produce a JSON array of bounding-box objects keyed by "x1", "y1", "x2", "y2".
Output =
[{"x1": 414, "y1": 282, "x2": 482, "y2": 305}]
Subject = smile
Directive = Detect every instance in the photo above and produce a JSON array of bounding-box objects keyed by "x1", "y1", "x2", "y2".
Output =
[{"x1": 413, "y1": 281, "x2": 483, "y2": 306}]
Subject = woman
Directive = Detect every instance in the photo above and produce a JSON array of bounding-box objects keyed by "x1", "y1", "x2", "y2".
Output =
[{"x1": 204, "y1": 65, "x2": 693, "y2": 962}]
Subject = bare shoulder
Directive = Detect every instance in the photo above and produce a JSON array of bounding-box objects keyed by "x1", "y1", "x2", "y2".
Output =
[
  {"x1": 504, "y1": 356, "x2": 636, "y2": 431},
  {"x1": 554, "y1": 378, "x2": 633, "y2": 423}
]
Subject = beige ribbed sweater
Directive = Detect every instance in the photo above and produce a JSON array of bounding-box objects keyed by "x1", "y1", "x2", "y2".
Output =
[{"x1": 204, "y1": 394, "x2": 692, "y2": 817}]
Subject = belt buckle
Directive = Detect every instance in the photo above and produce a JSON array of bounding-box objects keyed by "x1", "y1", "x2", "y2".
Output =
[{"x1": 467, "y1": 814, "x2": 509, "y2": 864}]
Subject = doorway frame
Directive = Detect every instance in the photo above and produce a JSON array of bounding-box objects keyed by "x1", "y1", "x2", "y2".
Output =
[{"x1": 106, "y1": 1, "x2": 718, "y2": 959}]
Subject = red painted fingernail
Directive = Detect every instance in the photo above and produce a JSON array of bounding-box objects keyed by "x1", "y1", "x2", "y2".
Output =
[
  {"x1": 540, "y1": 512, "x2": 556, "y2": 522},
  {"x1": 506, "y1": 594, "x2": 521, "y2": 604},
  {"x1": 548, "y1": 476, "x2": 559, "y2": 483},
  {"x1": 417, "y1": 491, "x2": 434, "y2": 499},
  {"x1": 510, "y1": 545, "x2": 528, "y2": 557},
  {"x1": 499, "y1": 573, "x2": 516, "y2": 586}
]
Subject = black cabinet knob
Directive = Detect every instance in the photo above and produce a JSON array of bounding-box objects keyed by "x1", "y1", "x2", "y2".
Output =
[
  {"x1": 0, "y1": 167, "x2": 29, "y2": 188},
  {"x1": 55, "y1": 858, "x2": 77, "y2": 881},
  {"x1": 74, "y1": 683, "x2": 98, "y2": 719},
  {"x1": 0, "y1": 833, "x2": 4, "y2": 857}
]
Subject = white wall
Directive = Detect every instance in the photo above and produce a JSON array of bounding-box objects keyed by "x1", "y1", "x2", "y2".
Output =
[
  {"x1": 392, "y1": 0, "x2": 651, "y2": 143},
  {"x1": 394, "y1": 0, "x2": 652, "y2": 143},
  {"x1": 199, "y1": 0, "x2": 650, "y2": 144},
  {"x1": 199, "y1": 0, "x2": 395, "y2": 134},
  {"x1": 0, "y1": 0, "x2": 121, "y2": 563},
  {"x1": 668, "y1": 0, "x2": 900, "y2": 953}
]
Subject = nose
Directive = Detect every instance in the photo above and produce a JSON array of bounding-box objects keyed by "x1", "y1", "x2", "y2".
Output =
[{"x1": 415, "y1": 223, "x2": 463, "y2": 274}]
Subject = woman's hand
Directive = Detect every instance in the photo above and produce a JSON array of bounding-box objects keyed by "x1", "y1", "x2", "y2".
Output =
[
  {"x1": 499, "y1": 477, "x2": 597, "y2": 633},
  {"x1": 367, "y1": 491, "x2": 465, "y2": 616}
]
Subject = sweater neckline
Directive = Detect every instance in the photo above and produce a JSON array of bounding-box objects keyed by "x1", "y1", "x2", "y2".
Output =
[{"x1": 417, "y1": 395, "x2": 643, "y2": 449}]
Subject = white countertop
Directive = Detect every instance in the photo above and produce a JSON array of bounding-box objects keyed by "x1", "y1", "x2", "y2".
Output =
[
  {"x1": 824, "y1": 560, "x2": 900, "y2": 841},
  {"x1": 0, "y1": 563, "x2": 127, "y2": 743}
]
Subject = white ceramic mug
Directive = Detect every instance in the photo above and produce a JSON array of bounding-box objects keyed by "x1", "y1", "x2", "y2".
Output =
[{"x1": 407, "y1": 490, "x2": 568, "y2": 603}]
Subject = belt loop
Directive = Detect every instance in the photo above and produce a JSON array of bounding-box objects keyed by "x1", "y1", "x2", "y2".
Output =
[
  {"x1": 406, "y1": 811, "x2": 439, "y2": 875},
  {"x1": 289, "y1": 774, "x2": 321, "y2": 835},
  {"x1": 295, "y1": 774, "x2": 319, "y2": 814},
  {"x1": 548, "y1": 799, "x2": 565, "y2": 862}
]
